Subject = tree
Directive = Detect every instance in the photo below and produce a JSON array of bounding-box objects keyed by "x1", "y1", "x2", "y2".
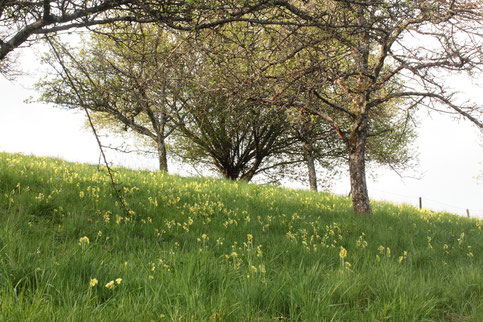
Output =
[
  {"x1": 261, "y1": 0, "x2": 482, "y2": 215},
  {"x1": 169, "y1": 24, "x2": 306, "y2": 182},
  {"x1": 36, "y1": 23, "x2": 193, "y2": 172},
  {"x1": 286, "y1": 109, "x2": 345, "y2": 191},
  {"x1": 172, "y1": 87, "x2": 298, "y2": 182},
  {"x1": 282, "y1": 87, "x2": 416, "y2": 193}
]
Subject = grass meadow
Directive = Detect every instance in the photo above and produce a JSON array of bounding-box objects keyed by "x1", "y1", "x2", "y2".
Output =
[{"x1": 0, "y1": 152, "x2": 482, "y2": 321}]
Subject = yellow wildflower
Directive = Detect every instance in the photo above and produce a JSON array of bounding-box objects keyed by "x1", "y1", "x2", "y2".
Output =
[
  {"x1": 256, "y1": 245, "x2": 263, "y2": 257},
  {"x1": 115, "y1": 278, "x2": 122, "y2": 285},
  {"x1": 105, "y1": 281, "x2": 115, "y2": 290},
  {"x1": 89, "y1": 278, "x2": 98, "y2": 287},
  {"x1": 339, "y1": 246, "x2": 347, "y2": 259},
  {"x1": 79, "y1": 236, "x2": 89, "y2": 244}
]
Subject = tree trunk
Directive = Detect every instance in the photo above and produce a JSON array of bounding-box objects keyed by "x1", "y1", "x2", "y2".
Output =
[
  {"x1": 156, "y1": 137, "x2": 168, "y2": 172},
  {"x1": 239, "y1": 157, "x2": 263, "y2": 182},
  {"x1": 303, "y1": 142, "x2": 318, "y2": 192},
  {"x1": 157, "y1": 73, "x2": 169, "y2": 173},
  {"x1": 348, "y1": 126, "x2": 371, "y2": 215},
  {"x1": 220, "y1": 165, "x2": 239, "y2": 181}
]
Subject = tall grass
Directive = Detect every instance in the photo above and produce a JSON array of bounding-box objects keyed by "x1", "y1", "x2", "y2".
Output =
[{"x1": 0, "y1": 152, "x2": 481, "y2": 320}]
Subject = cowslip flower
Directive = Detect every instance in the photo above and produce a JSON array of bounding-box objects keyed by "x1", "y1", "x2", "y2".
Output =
[
  {"x1": 79, "y1": 236, "x2": 89, "y2": 245},
  {"x1": 89, "y1": 278, "x2": 98, "y2": 287},
  {"x1": 339, "y1": 246, "x2": 347, "y2": 260},
  {"x1": 256, "y1": 245, "x2": 263, "y2": 257},
  {"x1": 105, "y1": 281, "x2": 115, "y2": 290},
  {"x1": 115, "y1": 278, "x2": 122, "y2": 285}
]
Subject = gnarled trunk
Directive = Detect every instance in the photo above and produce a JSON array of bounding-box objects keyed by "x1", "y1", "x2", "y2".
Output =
[{"x1": 348, "y1": 125, "x2": 371, "y2": 215}]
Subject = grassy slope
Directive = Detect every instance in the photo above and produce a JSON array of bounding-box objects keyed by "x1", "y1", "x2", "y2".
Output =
[{"x1": 0, "y1": 152, "x2": 482, "y2": 321}]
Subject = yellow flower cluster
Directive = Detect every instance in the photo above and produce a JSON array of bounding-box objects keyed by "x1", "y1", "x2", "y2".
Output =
[
  {"x1": 79, "y1": 236, "x2": 90, "y2": 245},
  {"x1": 89, "y1": 278, "x2": 98, "y2": 287},
  {"x1": 105, "y1": 278, "x2": 122, "y2": 290},
  {"x1": 339, "y1": 246, "x2": 347, "y2": 259},
  {"x1": 398, "y1": 251, "x2": 408, "y2": 263}
]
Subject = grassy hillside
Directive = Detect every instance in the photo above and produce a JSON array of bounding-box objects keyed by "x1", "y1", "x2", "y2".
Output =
[{"x1": 0, "y1": 152, "x2": 482, "y2": 321}]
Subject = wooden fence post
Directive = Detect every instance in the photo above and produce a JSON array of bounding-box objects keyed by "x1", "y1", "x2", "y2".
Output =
[
  {"x1": 466, "y1": 209, "x2": 470, "y2": 218},
  {"x1": 419, "y1": 197, "x2": 422, "y2": 210}
]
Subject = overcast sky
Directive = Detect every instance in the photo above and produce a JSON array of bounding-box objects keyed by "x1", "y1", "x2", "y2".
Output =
[{"x1": 1, "y1": 49, "x2": 482, "y2": 218}]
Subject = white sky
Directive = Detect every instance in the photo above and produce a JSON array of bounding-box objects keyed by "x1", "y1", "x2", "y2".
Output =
[{"x1": 1, "y1": 49, "x2": 482, "y2": 218}]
